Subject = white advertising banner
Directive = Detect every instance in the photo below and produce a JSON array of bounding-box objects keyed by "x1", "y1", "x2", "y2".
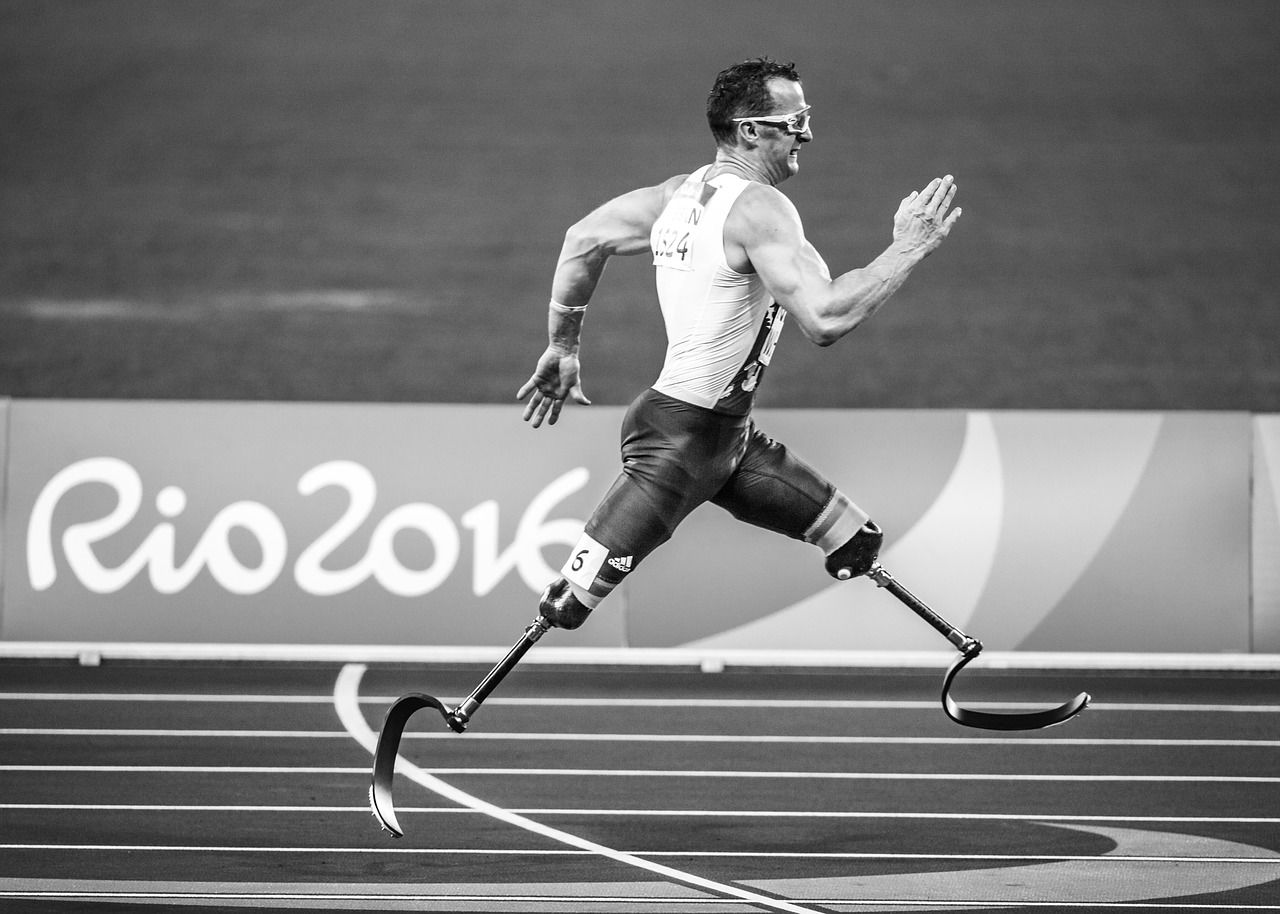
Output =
[
  {"x1": 0, "y1": 397, "x2": 8, "y2": 616},
  {"x1": 1254, "y1": 416, "x2": 1280, "y2": 652},
  {"x1": 0, "y1": 400, "x2": 1255, "y2": 653}
]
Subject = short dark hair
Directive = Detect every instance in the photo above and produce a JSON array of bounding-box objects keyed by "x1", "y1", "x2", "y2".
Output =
[{"x1": 707, "y1": 57, "x2": 801, "y2": 146}]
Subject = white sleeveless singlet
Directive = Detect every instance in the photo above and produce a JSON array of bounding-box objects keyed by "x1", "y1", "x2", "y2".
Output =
[{"x1": 649, "y1": 165, "x2": 785, "y2": 416}]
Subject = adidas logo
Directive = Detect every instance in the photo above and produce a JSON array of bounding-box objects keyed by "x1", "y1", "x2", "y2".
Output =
[{"x1": 607, "y1": 555, "x2": 633, "y2": 573}]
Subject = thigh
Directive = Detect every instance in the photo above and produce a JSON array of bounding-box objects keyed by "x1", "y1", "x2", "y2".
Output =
[
  {"x1": 583, "y1": 469, "x2": 684, "y2": 566},
  {"x1": 589, "y1": 392, "x2": 744, "y2": 555},
  {"x1": 565, "y1": 391, "x2": 746, "y2": 600},
  {"x1": 710, "y1": 424, "x2": 839, "y2": 541}
]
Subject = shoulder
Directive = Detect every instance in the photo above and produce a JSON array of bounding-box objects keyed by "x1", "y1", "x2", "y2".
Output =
[
  {"x1": 570, "y1": 173, "x2": 693, "y2": 256},
  {"x1": 583, "y1": 173, "x2": 688, "y2": 227},
  {"x1": 656, "y1": 173, "x2": 690, "y2": 206},
  {"x1": 727, "y1": 182, "x2": 804, "y2": 243},
  {"x1": 612, "y1": 173, "x2": 689, "y2": 217},
  {"x1": 734, "y1": 182, "x2": 801, "y2": 219}
]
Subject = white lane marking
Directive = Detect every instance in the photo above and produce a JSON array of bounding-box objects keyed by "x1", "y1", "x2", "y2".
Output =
[
  {"x1": 485, "y1": 697, "x2": 1280, "y2": 714},
  {"x1": 6, "y1": 728, "x2": 1279, "y2": 748},
  {"x1": 4, "y1": 809, "x2": 1277, "y2": 824},
  {"x1": 0, "y1": 765, "x2": 360, "y2": 772},
  {"x1": 10, "y1": 894, "x2": 714, "y2": 906},
  {"x1": 334, "y1": 663, "x2": 822, "y2": 914},
  {"x1": 3, "y1": 762, "x2": 1271, "y2": 783},
  {"x1": 2, "y1": 895, "x2": 1271, "y2": 911},
  {"x1": 0, "y1": 842, "x2": 1276, "y2": 865},
  {"x1": 2, "y1": 729, "x2": 350, "y2": 737},
  {"x1": 6, "y1": 691, "x2": 1280, "y2": 714},
  {"x1": 0, "y1": 693, "x2": 333, "y2": 703},
  {"x1": 293, "y1": 769, "x2": 1280, "y2": 783}
]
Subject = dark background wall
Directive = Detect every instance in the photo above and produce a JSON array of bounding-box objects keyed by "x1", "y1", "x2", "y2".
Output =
[{"x1": 2, "y1": 0, "x2": 1276, "y2": 410}]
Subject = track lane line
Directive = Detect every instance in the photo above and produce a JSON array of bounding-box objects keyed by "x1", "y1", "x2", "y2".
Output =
[
  {"x1": 1, "y1": 843, "x2": 1275, "y2": 864},
  {"x1": 7, "y1": 690, "x2": 1280, "y2": 713},
  {"x1": 6, "y1": 810, "x2": 1278, "y2": 822},
  {"x1": 6, "y1": 729, "x2": 1279, "y2": 748},
  {"x1": 4, "y1": 758, "x2": 1275, "y2": 782}
]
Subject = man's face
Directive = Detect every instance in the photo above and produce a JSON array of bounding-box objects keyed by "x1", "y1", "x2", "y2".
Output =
[{"x1": 755, "y1": 78, "x2": 813, "y2": 183}]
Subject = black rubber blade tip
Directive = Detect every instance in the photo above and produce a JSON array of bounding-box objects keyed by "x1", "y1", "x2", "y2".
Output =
[{"x1": 369, "y1": 781, "x2": 404, "y2": 838}]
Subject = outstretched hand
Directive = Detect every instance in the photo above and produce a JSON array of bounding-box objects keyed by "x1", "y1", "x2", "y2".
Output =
[
  {"x1": 516, "y1": 346, "x2": 591, "y2": 428},
  {"x1": 894, "y1": 175, "x2": 962, "y2": 257}
]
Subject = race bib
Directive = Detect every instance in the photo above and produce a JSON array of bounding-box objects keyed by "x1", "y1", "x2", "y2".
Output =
[
  {"x1": 652, "y1": 224, "x2": 694, "y2": 271},
  {"x1": 562, "y1": 531, "x2": 609, "y2": 591},
  {"x1": 651, "y1": 181, "x2": 718, "y2": 272}
]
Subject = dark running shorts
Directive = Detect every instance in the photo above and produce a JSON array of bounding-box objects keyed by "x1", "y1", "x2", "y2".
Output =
[{"x1": 561, "y1": 388, "x2": 868, "y2": 602}]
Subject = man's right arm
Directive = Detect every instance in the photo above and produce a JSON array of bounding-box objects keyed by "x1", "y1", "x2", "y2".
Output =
[
  {"x1": 741, "y1": 175, "x2": 962, "y2": 347},
  {"x1": 548, "y1": 175, "x2": 687, "y2": 307},
  {"x1": 517, "y1": 175, "x2": 686, "y2": 427}
]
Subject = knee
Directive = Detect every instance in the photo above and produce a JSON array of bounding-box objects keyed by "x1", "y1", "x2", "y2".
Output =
[
  {"x1": 539, "y1": 577, "x2": 594, "y2": 630},
  {"x1": 824, "y1": 521, "x2": 883, "y2": 580}
]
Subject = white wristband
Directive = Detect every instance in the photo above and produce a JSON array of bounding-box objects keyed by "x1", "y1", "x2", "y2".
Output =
[{"x1": 550, "y1": 299, "x2": 588, "y2": 314}]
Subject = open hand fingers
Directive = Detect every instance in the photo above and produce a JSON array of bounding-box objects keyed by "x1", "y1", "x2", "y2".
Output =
[
  {"x1": 894, "y1": 175, "x2": 962, "y2": 251},
  {"x1": 521, "y1": 388, "x2": 573, "y2": 428},
  {"x1": 919, "y1": 175, "x2": 955, "y2": 215},
  {"x1": 538, "y1": 384, "x2": 592, "y2": 426},
  {"x1": 524, "y1": 392, "x2": 555, "y2": 428},
  {"x1": 936, "y1": 177, "x2": 957, "y2": 215},
  {"x1": 521, "y1": 391, "x2": 542, "y2": 424},
  {"x1": 518, "y1": 352, "x2": 588, "y2": 428}
]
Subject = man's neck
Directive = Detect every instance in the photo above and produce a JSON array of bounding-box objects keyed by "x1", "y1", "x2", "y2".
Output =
[{"x1": 707, "y1": 148, "x2": 779, "y2": 186}]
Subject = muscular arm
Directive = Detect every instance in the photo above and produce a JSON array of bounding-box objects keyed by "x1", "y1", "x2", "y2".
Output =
[
  {"x1": 739, "y1": 175, "x2": 962, "y2": 346},
  {"x1": 548, "y1": 176, "x2": 684, "y2": 307},
  {"x1": 517, "y1": 175, "x2": 686, "y2": 427}
]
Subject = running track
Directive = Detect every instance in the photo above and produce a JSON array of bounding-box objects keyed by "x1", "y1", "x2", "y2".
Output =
[{"x1": 1, "y1": 656, "x2": 1278, "y2": 913}]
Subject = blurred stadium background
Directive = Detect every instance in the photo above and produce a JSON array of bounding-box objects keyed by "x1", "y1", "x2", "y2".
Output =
[{"x1": 2, "y1": 0, "x2": 1277, "y2": 411}]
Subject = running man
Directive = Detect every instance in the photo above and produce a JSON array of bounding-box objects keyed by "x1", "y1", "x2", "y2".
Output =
[{"x1": 516, "y1": 58, "x2": 961, "y2": 631}]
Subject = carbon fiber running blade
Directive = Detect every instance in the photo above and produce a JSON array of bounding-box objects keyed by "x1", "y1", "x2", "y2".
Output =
[
  {"x1": 369, "y1": 692, "x2": 451, "y2": 837},
  {"x1": 941, "y1": 650, "x2": 1091, "y2": 731}
]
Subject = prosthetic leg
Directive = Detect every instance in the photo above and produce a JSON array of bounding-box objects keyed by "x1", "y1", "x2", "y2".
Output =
[
  {"x1": 827, "y1": 522, "x2": 1090, "y2": 730},
  {"x1": 864, "y1": 563, "x2": 1091, "y2": 730},
  {"x1": 369, "y1": 614, "x2": 551, "y2": 836},
  {"x1": 369, "y1": 578, "x2": 592, "y2": 836}
]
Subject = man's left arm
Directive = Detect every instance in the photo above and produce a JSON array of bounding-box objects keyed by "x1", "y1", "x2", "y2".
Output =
[{"x1": 742, "y1": 176, "x2": 961, "y2": 347}]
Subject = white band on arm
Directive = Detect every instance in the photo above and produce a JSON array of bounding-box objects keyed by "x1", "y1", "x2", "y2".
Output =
[{"x1": 550, "y1": 299, "x2": 588, "y2": 314}]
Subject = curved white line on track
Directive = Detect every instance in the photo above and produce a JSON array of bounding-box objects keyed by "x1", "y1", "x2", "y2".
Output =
[{"x1": 333, "y1": 663, "x2": 819, "y2": 914}]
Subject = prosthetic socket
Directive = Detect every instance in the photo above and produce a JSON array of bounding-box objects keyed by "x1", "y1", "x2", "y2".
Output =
[
  {"x1": 540, "y1": 577, "x2": 594, "y2": 630},
  {"x1": 824, "y1": 520, "x2": 883, "y2": 581}
]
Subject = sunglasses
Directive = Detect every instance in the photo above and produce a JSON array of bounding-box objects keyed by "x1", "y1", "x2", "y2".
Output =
[{"x1": 732, "y1": 105, "x2": 812, "y2": 136}]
